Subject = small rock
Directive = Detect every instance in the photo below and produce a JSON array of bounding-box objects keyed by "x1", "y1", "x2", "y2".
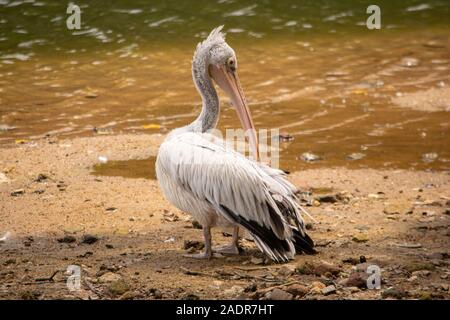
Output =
[
  {"x1": 57, "y1": 235, "x2": 76, "y2": 243},
  {"x1": 286, "y1": 284, "x2": 308, "y2": 297},
  {"x1": 315, "y1": 194, "x2": 337, "y2": 204},
  {"x1": 250, "y1": 257, "x2": 264, "y2": 265},
  {"x1": 183, "y1": 240, "x2": 204, "y2": 251},
  {"x1": 321, "y1": 285, "x2": 337, "y2": 295},
  {"x1": 11, "y1": 189, "x2": 25, "y2": 196},
  {"x1": 244, "y1": 283, "x2": 257, "y2": 292},
  {"x1": 383, "y1": 201, "x2": 413, "y2": 215},
  {"x1": 148, "y1": 288, "x2": 163, "y2": 299},
  {"x1": 344, "y1": 272, "x2": 369, "y2": 288},
  {"x1": 296, "y1": 261, "x2": 340, "y2": 277},
  {"x1": 105, "y1": 207, "x2": 117, "y2": 212},
  {"x1": 418, "y1": 292, "x2": 432, "y2": 300},
  {"x1": 108, "y1": 279, "x2": 130, "y2": 296},
  {"x1": 0, "y1": 173, "x2": 10, "y2": 184},
  {"x1": 99, "y1": 272, "x2": 122, "y2": 283},
  {"x1": 81, "y1": 234, "x2": 98, "y2": 244},
  {"x1": 381, "y1": 287, "x2": 407, "y2": 299},
  {"x1": 342, "y1": 257, "x2": 360, "y2": 265},
  {"x1": 278, "y1": 265, "x2": 296, "y2": 276},
  {"x1": 266, "y1": 288, "x2": 293, "y2": 300},
  {"x1": 163, "y1": 211, "x2": 179, "y2": 222},
  {"x1": 182, "y1": 293, "x2": 200, "y2": 300},
  {"x1": 224, "y1": 286, "x2": 244, "y2": 297},
  {"x1": 300, "y1": 152, "x2": 322, "y2": 162},
  {"x1": 35, "y1": 174, "x2": 48, "y2": 182},
  {"x1": 352, "y1": 235, "x2": 369, "y2": 243},
  {"x1": 119, "y1": 291, "x2": 138, "y2": 300}
]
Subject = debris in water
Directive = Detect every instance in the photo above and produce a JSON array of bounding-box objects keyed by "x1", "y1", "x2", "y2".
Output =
[
  {"x1": 141, "y1": 124, "x2": 161, "y2": 130},
  {"x1": 300, "y1": 152, "x2": 322, "y2": 162},
  {"x1": 347, "y1": 153, "x2": 366, "y2": 161},
  {"x1": 400, "y1": 57, "x2": 419, "y2": 67},
  {"x1": 422, "y1": 153, "x2": 438, "y2": 163}
]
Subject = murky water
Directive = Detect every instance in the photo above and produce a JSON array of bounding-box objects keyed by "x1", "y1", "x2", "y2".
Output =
[
  {"x1": 1, "y1": 0, "x2": 450, "y2": 173},
  {"x1": 92, "y1": 157, "x2": 157, "y2": 180}
]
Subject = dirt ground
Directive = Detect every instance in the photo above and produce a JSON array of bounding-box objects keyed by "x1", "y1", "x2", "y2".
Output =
[{"x1": 0, "y1": 133, "x2": 449, "y2": 300}]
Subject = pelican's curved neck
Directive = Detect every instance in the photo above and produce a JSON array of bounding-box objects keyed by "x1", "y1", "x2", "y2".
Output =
[{"x1": 188, "y1": 53, "x2": 219, "y2": 133}]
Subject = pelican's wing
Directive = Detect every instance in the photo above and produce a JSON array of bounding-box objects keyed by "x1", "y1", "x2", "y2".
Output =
[{"x1": 157, "y1": 132, "x2": 314, "y2": 262}]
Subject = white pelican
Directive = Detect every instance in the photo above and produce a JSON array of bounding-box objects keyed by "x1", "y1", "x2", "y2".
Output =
[{"x1": 156, "y1": 26, "x2": 314, "y2": 262}]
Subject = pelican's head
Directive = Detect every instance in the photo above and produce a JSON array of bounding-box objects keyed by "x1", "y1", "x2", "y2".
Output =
[{"x1": 194, "y1": 26, "x2": 259, "y2": 159}]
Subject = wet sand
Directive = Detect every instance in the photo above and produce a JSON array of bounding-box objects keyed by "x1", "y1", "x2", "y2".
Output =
[{"x1": 0, "y1": 133, "x2": 449, "y2": 300}]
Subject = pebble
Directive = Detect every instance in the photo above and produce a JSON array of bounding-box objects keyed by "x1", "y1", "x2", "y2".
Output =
[
  {"x1": 343, "y1": 271, "x2": 368, "y2": 288},
  {"x1": 265, "y1": 288, "x2": 293, "y2": 300},
  {"x1": 99, "y1": 272, "x2": 122, "y2": 283},
  {"x1": 300, "y1": 152, "x2": 322, "y2": 162},
  {"x1": 11, "y1": 189, "x2": 25, "y2": 197},
  {"x1": 223, "y1": 286, "x2": 244, "y2": 297},
  {"x1": 352, "y1": 235, "x2": 368, "y2": 243},
  {"x1": 182, "y1": 293, "x2": 200, "y2": 300},
  {"x1": 250, "y1": 257, "x2": 264, "y2": 265},
  {"x1": 108, "y1": 279, "x2": 130, "y2": 296},
  {"x1": 278, "y1": 265, "x2": 296, "y2": 276},
  {"x1": 148, "y1": 288, "x2": 163, "y2": 299},
  {"x1": 286, "y1": 284, "x2": 308, "y2": 297},
  {"x1": 81, "y1": 234, "x2": 99, "y2": 244},
  {"x1": 383, "y1": 201, "x2": 413, "y2": 215},
  {"x1": 381, "y1": 287, "x2": 407, "y2": 299},
  {"x1": 296, "y1": 261, "x2": 341, "y2": 277},
  {"x1": 0, "y1": 173, "x2": 10, "y2": 184},
  {"x1": 57, "y1": 235, "x2": 76, "y2": 243},
  {"x1": 35, "y1": 174, "x2": 48, "y2": 182},
  {"x1": 321, "y1": 285, "x2": 337, "y2": 295}
]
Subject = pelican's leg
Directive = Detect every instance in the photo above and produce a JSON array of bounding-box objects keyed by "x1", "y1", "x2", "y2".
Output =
[
  {"x1": 183, "y1": 226, "x2": 212, "y2": 259},
  {"x1": 212, "y1": 226, "x2": 240, "y2": 255}
]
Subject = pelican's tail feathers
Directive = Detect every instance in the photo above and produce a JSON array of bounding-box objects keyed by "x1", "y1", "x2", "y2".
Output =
[
  {"x1": 219, "y1": 205, "x2": 296, "y2": 263},
  {"x1": 292, "y1": 227, "x2": 316, "y2": 255}
]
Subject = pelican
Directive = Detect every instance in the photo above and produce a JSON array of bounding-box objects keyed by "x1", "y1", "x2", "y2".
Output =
[{"x1": 156, "y1": 26, "x2": 314, "y2": 262}]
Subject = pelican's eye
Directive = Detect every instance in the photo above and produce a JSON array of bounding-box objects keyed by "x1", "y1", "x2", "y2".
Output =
[{"x1": 227, "y1": 57, "x2": 236, "y2": 71}]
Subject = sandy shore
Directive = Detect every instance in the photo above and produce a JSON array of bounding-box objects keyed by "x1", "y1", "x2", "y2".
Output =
[{"x1": 0, "y1": 133, "x2": 449, "y2": 300}]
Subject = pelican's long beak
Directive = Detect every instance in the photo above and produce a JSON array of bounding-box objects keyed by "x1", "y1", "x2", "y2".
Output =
[{"x1": 209, "y1": 64, "x2": 259, "y2": 160}]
